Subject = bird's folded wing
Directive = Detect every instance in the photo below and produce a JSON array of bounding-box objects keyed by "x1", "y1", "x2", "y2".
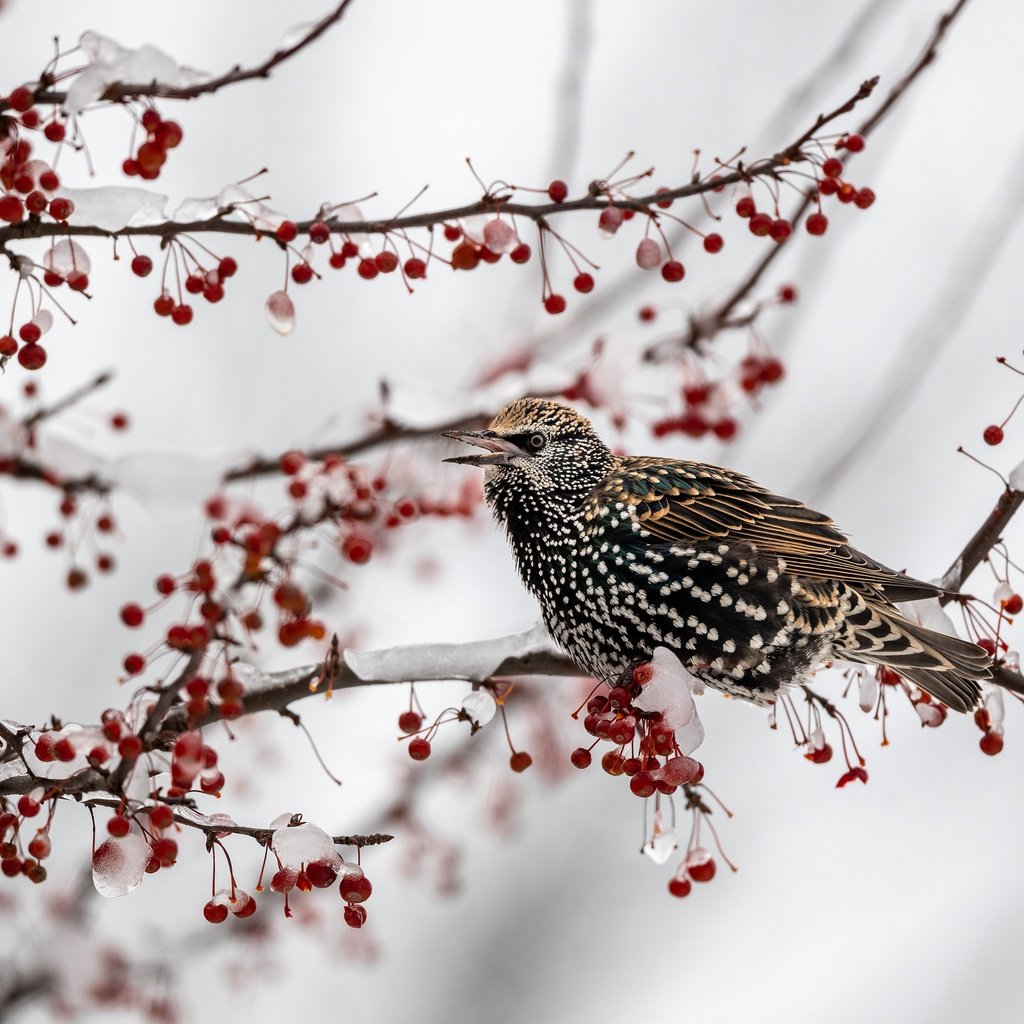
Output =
[{"x1": 589, "y1": 457, "x2": 940, "y2": 601}]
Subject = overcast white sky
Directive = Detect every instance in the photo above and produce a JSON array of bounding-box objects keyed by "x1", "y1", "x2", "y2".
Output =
[{"x1": 3, "y1": 1, "x2": 1024, "y2": 1022}]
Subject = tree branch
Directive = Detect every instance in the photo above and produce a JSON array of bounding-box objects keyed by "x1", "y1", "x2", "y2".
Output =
[
  {"x1": 0, "y1": 1, "x2": 358, "y2": 111},
  {"x1": 642, "y1": 0, "x2": 973, "y2": 363}
]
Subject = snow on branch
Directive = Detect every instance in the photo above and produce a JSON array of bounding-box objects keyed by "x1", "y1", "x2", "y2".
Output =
[{"x1": 0, "y1": 1, "x2": 358, "y2": 112}]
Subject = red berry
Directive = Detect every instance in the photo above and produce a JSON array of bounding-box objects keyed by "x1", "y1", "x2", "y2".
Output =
[
  {"x1": 408, "y1": 737, "x2": 431, "y2": 760},
  {"x1": 25, "y1": 190, "x2": 47, "y2": 215},
  {"x1": 450, "y1": 242, "x2": 479, "y2": 271},
  {"x1": 17, "y1": 344, "x2": 46, "y2": 370},
  {"x1": 509, "y1": 751, "x2": 533, "y2": 773},
  {"x1": 822, "y1": 157, "x2": 843, "y2": 178},
  {"x1": 688, "y1": 857, "x2": 716, "y2": 882},
  {"x1": 120, "y1": 603, "x2": 144, "y2": 627},
  {"x1": 547, "y1": 180, "x2": 568, "y2": 202},
  {"x1": 0, "y1": 195, "x2": 26, "y2": 223},
  {"x1": 184, "y1": 273, "x2": 204, "y2": 294},
  {"x1": 668, "y1": 876, "x2": 692, "y2": 898},
  {"x1": 171, "y1": 304, "x2": 193, "y2": 326},
  {"x1": 661, "y1": 260, "x2": 685, "y2": 282},
  {"x1": 375, "y1": 251, "x2": 399, "y2": 274},
  {"x1": 309, "y1": 221, "x2": 330, "y2": 244},
  {"x1": 404, "y1": 257, "x2": 426, "y2": 279},
  {"x1": 980, "y1": 730, "x2": 1004, "y2": 756},
  {"x1": 769, "y1": 218, "x2": 792, "y2": 242},
  {"x1": 130, "y1": 254, "x2": 153, "y2": 277},
  {"x1": 53, "y1": 738, "x2": 76, "y2": 762},
  {"x1": 638, "y1": 305, "x2": 656, "y2": 322},
  {"x1": 27, "y1": 833, "x2": 51, "y2": 859},
  {"x1": 544, "y1": 294, "x2": 567, "y2": 315},
  {"x1": 342, "y1": 534, "x2": 372, "y2": 564},
  {"x1": 343, "y1": 904, "x2": 367, "y2": 928},
  {"x1": 123, "y1": 653, "x2": 145, "y2": 675},
  {"x1": 702, "y1": 233, "x2": 723, "y2": 254},
  {"x1": 0, "y1": 334, "x2": 17, "y2": 356},
  {"x1": 806, "y1": 212, "x2": 829, "y2": 236},
  {"x1": 984, "y1": 425, "x2": 1004, "y2": 446},
  {"x1": 843, "y1": 134, "x2": 866, "y2": 153},
  {"x1": 204, "y1": 900, "x2": 228, "y2": 924},
  {"x1": 629, "y1": 772, "x2": 656, "y2": 798},
  {"x1": 291, "y1": 262, "x2": 313, "y2": 284},
  {"x1": 570, "y1": 747, "x2": 592, "y2": 769},
  {"x1": 153, "y1": 293, "x2": 174, "y2": 317},
  {"x1": 48, "y1": 197, "x2": 74, "y2": 221},
  {"x1": 443, "y1": 224, "x2": 462, "y2": 242},
  {"x1": 357, "y1": 257, "x2": 379, "y2": 280},
  {"x1": 1004, "y1": 594, "x2": 1023, "y2": 615},
  {"x1": 107, "y1": 814, "x2": 131, "y2": 837},
  {"x1": 778, "y1": 284, "x2": 797, "y2": 303},
  {"x1": 152, "y1": 836, "x2": 178, "y2": 866},
  {"x1": 149, "y1": 804, "x2": 174, "y2": 830},
  {"x1": 712, "y1": 418, "x2": 737, "y2": 441},
  {"x1": 66, "y1": 271, "x2": 88, "y2": 291},
  {"x1": 275, "y1": 220, "x2": 297, "y2": 243},
  {"x1": 854, "y1": 188, "x2": 875, "y2": 210},
  {"x1": 156, "y1": 121, "x2": 183, "y2": 149},
  {"x1": 8, "y1": 87, "x2": 34, "y2": 112},
  {"x1": 19, "y1": 323, "x2": 41, "y2": 343},
  {"x1": 573, "y1": 272, "x2": 594, "y2": 293},
  {"x1": 118, "y1": 735, "x2": 143, "y2": 759},
  {"x1": 398, "y1": 710, "x2": 423, "y2": 734},
  {"x1": 748, "y1": 212, "x2": 772, "y2": 237},
  {"x1": 735, "y1": 195, "x2": 756, "y2": 219},
  {"x1": 306, "y1": 861, "x2": 337, "y2": 888},
  {"x1": 17, "y1": 795, "x2": 41, "y2": 817},
  {"x1": 509, "y1": 243, "x2": 531, "y2": 264},
  {"x1": 340, "y1": 872, "x2": 372, "y2": 903}
]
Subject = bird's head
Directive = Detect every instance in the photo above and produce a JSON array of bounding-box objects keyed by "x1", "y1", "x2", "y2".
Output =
[{"x1": 443, "y1": 398, "x2": 615, "y2": 514}]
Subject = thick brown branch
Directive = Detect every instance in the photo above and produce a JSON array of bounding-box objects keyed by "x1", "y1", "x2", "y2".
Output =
[
  {"x1": 80, "y1": 796, "x2": 391, "y2": 847},
  {"x1": 0, "y1": 77, "x2": 881, "y2": 250},
  {"x1": 1, "y1": 1, "x2": 357, "y2": 111},
  {"x1": 940, "y1": 486, "x2": 1024, "y2": 595}
]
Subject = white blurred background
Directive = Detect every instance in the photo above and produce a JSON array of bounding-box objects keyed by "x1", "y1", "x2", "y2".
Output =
[{"x1": 2, "y1": 0, "x2": 1024, "y2": 1021}]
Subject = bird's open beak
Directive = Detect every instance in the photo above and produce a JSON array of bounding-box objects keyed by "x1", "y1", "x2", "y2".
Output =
[{"x1": 441, "y1": 429, "x2": 527, "y2": 467}]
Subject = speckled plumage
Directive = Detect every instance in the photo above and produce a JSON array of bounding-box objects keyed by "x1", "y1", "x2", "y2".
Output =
[{"x1": 444, "y1": 398, "x2": 989, "y2": 711}]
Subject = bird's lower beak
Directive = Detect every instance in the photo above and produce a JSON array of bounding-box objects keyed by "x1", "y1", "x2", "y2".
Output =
[{"x1": 441, "y1": 429, "x2": 526, "y2": 467}]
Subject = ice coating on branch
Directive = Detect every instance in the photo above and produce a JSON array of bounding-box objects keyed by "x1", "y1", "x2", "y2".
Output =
[
  {"x1": 233, "y1": 661, "x2": 317, "y2": 692},
  {"x1": 266, "y1": 290, "x2": 296, "y2": 335},
  {"x1": 44, "y1": 239, "x2": 91, "y2": 277},
  {"x1": 632, "y1": 647, "x2": 705, "y2": 755},
  {"x1": 344, "y1": 621, "x2": 557, "y2": 684},
  {"x1": 58, "y1": 187, "x2": 168, "y2": 231},
  {"x1": 175, "y1": 184, "x2": 285, "y2": 229},
  {"x1": 1010, "y1": 458, "x2": 1024, "y2": 492},
  {"x1": 272, "y1": 821, "x2": 342, "y2": 870},
  {"x1": 63, "y1": 32, "x2": 209, "y2": 114},
  {"x1": 642, "y1": 810, "x2": 678, "y2": 864},
  {"x1": 109, "y1": 450, "x2": 238, "y2": 514},
  {"x1": 281, "y1": 21, "x2": 318, "y2": 48},
  {"x1": 460, "y1": 690, "x2": 497, "y2": 726},
  {"x1": 984, "y1": 685, "x2": 1004, "y2": 728},
  {"x1": 898, "y1": 597, "x2": 961, "y2": 639},
  {"x1": 92, "y1": 833, "x2": 151, "y2": 897}
]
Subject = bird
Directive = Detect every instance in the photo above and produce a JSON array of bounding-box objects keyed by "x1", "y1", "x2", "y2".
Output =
[{"x1": 443, "y1": 397, "x2": 989, "y2": 712}]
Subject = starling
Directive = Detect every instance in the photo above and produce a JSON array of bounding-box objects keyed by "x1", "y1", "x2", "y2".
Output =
[{"x1": 443, "y1": 397, "x2": 989, "y2": 711}]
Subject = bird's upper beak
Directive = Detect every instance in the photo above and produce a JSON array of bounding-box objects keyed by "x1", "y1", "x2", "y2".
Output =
[{"x1": 441, "y1": 429, "x2": 527, "y2": 467}]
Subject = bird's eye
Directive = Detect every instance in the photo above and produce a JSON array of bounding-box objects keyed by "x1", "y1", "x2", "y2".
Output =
[{"x1": 526, "y1": 432, "x2": 547, "y2": 452}]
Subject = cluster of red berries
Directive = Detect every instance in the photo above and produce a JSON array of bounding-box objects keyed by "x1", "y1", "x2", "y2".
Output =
[
  {"x1": 263, "y1": 856, "x2": 373, "y2": 929},
  {"x1": 667, "y1": 847, "x2": 719, "y2": 899},
  {"x1": 169, "y1": 731, "x2": 224, "y2": 796},
  {"x1": 32, "y1": 487, "x2": 121, "y2": 586},
  {"x1": 122, "y1": 107, "x2": 183, "y2": 180},
  {"x1": 570, "y1": 664, "x2": 704, "y2": 798},
  {"x1": 150, "y1": 253, "x2": 238, "y2": 327},
  {"x1": 1, "y1": 808, "x2": 48, "y2": 883}
]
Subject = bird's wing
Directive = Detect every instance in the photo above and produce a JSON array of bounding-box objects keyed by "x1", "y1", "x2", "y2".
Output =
[{"x1": 588, "y1": 457, "x2": 940, "y2": 600}]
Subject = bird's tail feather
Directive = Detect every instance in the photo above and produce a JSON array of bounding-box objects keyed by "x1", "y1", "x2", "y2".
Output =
[{"x1": 843, "y1": 604, "x2": 989, "y2": 712}]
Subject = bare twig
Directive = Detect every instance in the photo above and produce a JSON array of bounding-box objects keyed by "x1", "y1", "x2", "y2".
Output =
[
  {"x1": 23, "y1": 371, "x2": 113, "y2": 430},
  {"x1": 643, "y1": 0, "x2": 974, "y2": 363}
]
